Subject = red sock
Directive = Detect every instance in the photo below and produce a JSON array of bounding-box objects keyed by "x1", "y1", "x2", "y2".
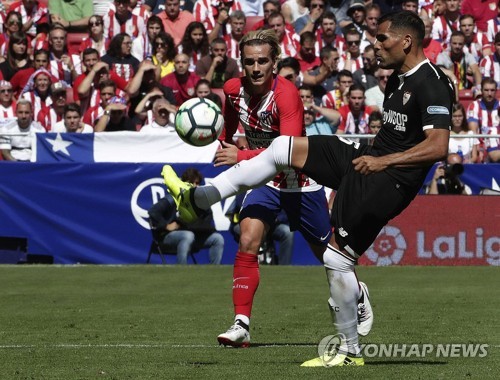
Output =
[{"x1": 232, "y1": 251, "x2": 260, "y2": 318}]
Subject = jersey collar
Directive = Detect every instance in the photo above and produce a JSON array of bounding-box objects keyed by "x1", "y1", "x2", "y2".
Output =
[{"x1": 397, "y1": 59, "x2": 430, "y2": 88}]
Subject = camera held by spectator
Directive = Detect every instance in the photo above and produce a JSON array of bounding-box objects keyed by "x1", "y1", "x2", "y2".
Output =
[{"x1": 427, "y1": 153, "x2": 471, "y2": 195}]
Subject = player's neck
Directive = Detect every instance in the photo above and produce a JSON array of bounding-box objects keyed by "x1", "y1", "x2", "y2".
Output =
[{"x1": 399, "y1": 51, "x2": 428, "y2": 74}]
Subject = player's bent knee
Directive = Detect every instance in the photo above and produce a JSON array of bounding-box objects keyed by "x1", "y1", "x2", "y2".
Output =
[{"x1": 323, "y1": 247, "x2": 355, "y2": 272}]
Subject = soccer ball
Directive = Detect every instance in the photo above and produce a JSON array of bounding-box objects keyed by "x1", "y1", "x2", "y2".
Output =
[{"x1": 174, "y1": 97, "x2": 224, "y2": 147}]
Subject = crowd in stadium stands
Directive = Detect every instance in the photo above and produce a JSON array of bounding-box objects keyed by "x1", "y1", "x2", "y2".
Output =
[{"x1": 0, "y1": 0, "x2": 499, "y2": 164}]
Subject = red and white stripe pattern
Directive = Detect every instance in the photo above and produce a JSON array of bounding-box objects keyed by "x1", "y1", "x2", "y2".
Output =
[
  {"x1": 103, "y1": 10, "x2": 144, "y2": 40},
  {"x1": 37, "y1": 106, "x2": 62, "y2": 131},
  {"x1": 321, "y1": 89, "x2": 345, "y2": 110},
  {"x1": 432, "y1": 15, "x2": 459, "y2": 50},
  {"x1": 21, "y1": 91, "x2": 52, "y2": 121},
  {"x1": 193, "y1": 0, "x2": 242, "y2": 33},
  {"x1": 0, "y1": 101, "x2": 15, "y2": 118},
  {"x1": 463, "y1": 31, "x2": 490, "y2": 62},
  {"x1": 338, "y1": 54, "x2": 364, "y2": 72},
  {"x1": 83, "y1": 104, "x2": 105, "y2": 126},
  {"x1": 314, "y1": 33, "x2": 345, "y2": 57},
  {"x1": 479, "y1": 54, "x2": 500, "y2": 86},
  {"x1": 79, "y1": 37, "x2": 109, "y2": 57},
  {"x1": 486, "y1": 17, "x2": 500, "y2": 43},
  {"x1": 8, "y1": 0, "x2": 48, "y2": 37},
  {"x1": 280, "y1": 30, "x2": 300, "y2": 59},
  {"x1": 467, "y1": 99, "x2": 500, "y2": 151}
]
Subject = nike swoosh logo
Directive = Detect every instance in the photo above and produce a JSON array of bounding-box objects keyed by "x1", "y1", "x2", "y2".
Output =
[
  {"x1": 233, "y1": 277, "x2": 250, "y2": 283},
  {"x1": 320, "y1": 232, "x2": 331, "y2": 242}
]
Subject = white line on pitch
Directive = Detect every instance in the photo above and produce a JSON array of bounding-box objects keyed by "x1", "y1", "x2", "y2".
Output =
[{"x1": 0, "y1": 343, "x2": 317, "y2": 349}]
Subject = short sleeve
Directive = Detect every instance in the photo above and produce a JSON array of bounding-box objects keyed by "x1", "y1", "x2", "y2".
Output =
[{"x1": 418, "y1": 75, "x2": 453, "y2": 130}]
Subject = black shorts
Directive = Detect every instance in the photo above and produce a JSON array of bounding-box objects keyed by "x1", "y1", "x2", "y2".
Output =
[{"x1": 302, "y1": 136, "x2": 417, "y2": 256}]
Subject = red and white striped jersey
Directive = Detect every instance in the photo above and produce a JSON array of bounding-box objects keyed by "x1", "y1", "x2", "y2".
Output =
[
  {"x1": 224, "y1": 35, "x2": 242, "y2": 71},
  {"x1": 314, "y1": 33, "x2": 345, "y2": 57},
  {"x1": 0, "y1": 101, "x2": 15, "y2": 119},
  {"x1": 479, "y1": 54, "x2": 500, "y2": 87},
  {"x1": 79, "y1": 37, "x2": 109, "y2": 57},
  {"x1": 21, "y1": 91, "x2": 53, "y2": 121},
  {"x1": 83, "y1": 104, "x2": 105, "y2": 126},
  {"x1": 486, "y1": 17, "x2": 500, "y2": 43},
  {"x1": 338, "y1": 54, "x2": 363, "y2": 72},
  {"x1": 103, "y1": 10, "x2": 145, "y2": 40},
  {"x1": 337, "y1": 105, "x2": 373, "y2": 134},
  {"x1": 8, "y1": 0, "x2": 48, "y2": 37},
  {"x1": 37, "y1": 106, "x2": 62, "y2": 131},
  {"x1": 464, "y1": 32, "x2": 490, "y2": 62},
  {"x1": 467, "y1": 99, "x2": 500, "y2": 151},
  {"x1": 220, "y1": 75, "x2": 320, "y2": 191},
  {"x1": 432, "y1": 15, "x2": 459, "y2": 49},
  {"x1": 131, "y1": 33, "x2": 154, "y2": 61},
  {"x1": 48, "y1": 54, "x2": 82, "y2": 85},
  {"x1": 280, "y1": 30, "x2": 300, "y2": 58},
  {"x1": 321, "y1": 89, "x2": 345, "y2": 110},
  {"x1": 193, "y1": 0, "x2": 242, "y2": 33}
]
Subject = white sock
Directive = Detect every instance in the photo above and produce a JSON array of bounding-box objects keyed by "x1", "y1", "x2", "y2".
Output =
[
  {"x1": 193, "y1": 136, "x2": 292, "y2": 210},
  {"x1": 234, "y1": 314, "x2": 250, "y2": 327},
  {"x1": 323, "y1": 246, "x2": 360, "y2": 355}
]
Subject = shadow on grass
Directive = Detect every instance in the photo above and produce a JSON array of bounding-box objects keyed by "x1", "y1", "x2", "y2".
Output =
[{"x1": 251, "y1": 343, "x2": 317, "y2": 347}]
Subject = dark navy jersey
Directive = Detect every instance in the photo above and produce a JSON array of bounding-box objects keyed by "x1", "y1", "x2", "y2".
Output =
[{"x1": 372, "y1": 59, "x2": 454, "y2": 189}]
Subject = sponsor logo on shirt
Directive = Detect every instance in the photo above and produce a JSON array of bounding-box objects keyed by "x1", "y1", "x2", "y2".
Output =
[
  {"x1": 384, "y1": 109, "x2": 407, "y2": 132},
  {"x1": 427, "y1": 106, "x2": 449, "y2": 115}
]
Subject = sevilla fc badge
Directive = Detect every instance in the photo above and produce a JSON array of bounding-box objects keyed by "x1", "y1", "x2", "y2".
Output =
[{"x1": 402, "y1": 91, "x2": 411, "y2": 105}]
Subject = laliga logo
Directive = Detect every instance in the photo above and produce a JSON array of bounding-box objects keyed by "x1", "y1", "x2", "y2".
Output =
[
  {"x1": 365, "y1": 226, "x2": 406, "y2": 266},
  {"x1": 130, "y1": 178, "x2": 166, "y2": 229}
]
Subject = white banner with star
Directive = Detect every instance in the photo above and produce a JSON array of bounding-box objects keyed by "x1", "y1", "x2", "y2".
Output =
[{"x1": 31, "y1": 132, "x2": 219, "y2": 163}]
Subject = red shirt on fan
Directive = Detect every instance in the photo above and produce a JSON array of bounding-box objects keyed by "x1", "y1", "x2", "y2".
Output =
[{"x1": 160, "y1": 71, "x2": 201, "y2": 106}]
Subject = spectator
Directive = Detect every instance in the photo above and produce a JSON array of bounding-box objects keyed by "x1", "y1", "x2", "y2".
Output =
[
  {"x1": 461, "y1": 0, "x2": 498, "y2": 34},
  {"x1": 297, "y1": 32, "x2": 320, "y2": 72},
  {"x1": 294, "y1": 0, "x2": 325, "y2": 35},
  {"x1": 224, "y1": 10, "x2": 245, "y2": 70},
  {"x1": 314, "y1": 11, "x2": 345, "y2": 57},
  {"x1": 0, "y1": 98, "x2": 45, "y2": 161},
  {"x1": 422, "y1": 16, "x2": 442, "y2": 65},
  {"x1": 195, "y1": 37, "x2": 240, "y2": 89},
  {"x1": 339, "y1": 29, "x2": 364, "y2": 73},
  {"x1": 49, "y1": 0, "x2": 94, "y2": 31},
  {"x1": 466, "y1": 78, "x2": 500, "y2": 163},
  {"x1": 401, "y1": 0, "x2": 418, "y2": 13},
  {"x1": 367, "y1": 109, "x2": 382, "y2": 145},
  {"x1": 0, "y1": 11, "x2": 23, "y2": 58},
  {"x1": 267, "y1": 11, "x2": 300, "y2": 58},
  {"x1": 426, "y1": 153, "x2": 471, "y2": 195},
  {"x1": 486, "y1": 7, "x2": 500, "y2": 44},
  {"x1": 148, "y1": 167, "x2": 224, "y2": 265},
  {"x1": 52, "y1": 102, "x2": 93, "y2": 133},
  {"x1": 364, "y1": 68, "x2": 392, "y2": 112},
  {"x1": 329, "y1": 0, "x2": 351, "y2": 29},
  {"x1": 459, "y1": 14, "x2": 491, "y2": 63},
  {"x1": 78, "y1": 15, "x2": 109, "y2": 57},
  {"x1": 131, "y1": 14, "x2": 164, "y2": 62},
  {"x1": 178, "y1": 21, "x2": 210, "y2": 72},
  {"x1": 101, "y1": 33, "x2": 140, "y2": 82},
  {"x1": 103, "y1": 0, "x2": 145, "y2": 41},
  {"x1": 160, "y1": 53, "x2": 201, "y2": 105},
  {"x1": 432, "y1": 0, "x2": 461, "y2": 50},
  {"x1": 321, "y1": 68, "x2": 351, "y2": 110},
  {"x1": 343, "y1": 0, "x2": 366, "y2": 35},
  {"x1": 479, "y1": 32, "x2": 500, "y2": 87},
  {"x1": 8, "y1": 0, "x2": 49, "y2": 38},
  {"x1": 300, "y1": 84, "x2": 340, "y2": 135},
  {"x1": 75, "y1": 48, "x2": 128, "y2": 113},
  {"x1": 20, "y1": 67, "x2": 52, "y2": 120},
  {"x1": 0, "y1": 31, "x2": 30, "y2": 81},
  {"x1": 449, "y1": 102, "x2": 479, "y2": 164},
  {"x1": 47, "y1": 24, "x2": 81, "y2": 84},
  {"x1": 254, "y1": 0, "x2": 295, "y2": 33},
  {"x1": 360, "y1": 4, "x2": 379, "y2": 51},
  {"x1": 10, "y1": 49, "x2": 54, "y2": 97},
  {"x1": 353, "y1": 45, "x2": 378, "y2": 90},
  {"x1": 37, "y1": 81, "x2": 68, "y2": 131},
  {"x1": 82, "y1": 79, "x2": 117, "y2": 126},
  {"x1": 336, "y1": 83, "x2": 373, "y2": 135},
  {"x1": 436, "y1": 31, "x2": 482, "y2": 92},
  {"x1": 192, "y1": 0, "x2": 242, "y2": 36},
  {"x1": 281, "y1": 0, "x2": 308, "y2": 25},
  {"x1": 94, "y1": 96, "x2": 136, "y2": 132},
  {"x1": 0, "y1": 80, "x2": 15, "y2": 118},
  {"x1": 158, "y1": 0, "x2": 194, "y2": 47},
  {"x1": 195, "y1": 78, "x2": 223, "y2": 108},
  {"x1": 151, "y1": 31, "x2": 176, "y2": 78},
  {"x1": 139, "y1": 97, "x2": 177, "y2": 132}
]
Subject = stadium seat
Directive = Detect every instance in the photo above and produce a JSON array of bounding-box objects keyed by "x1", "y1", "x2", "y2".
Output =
[
  {"x1": 67, "y1": 33, "x2": 87, "y2": 54},
  {"x1": 65, "y1": 88, "x2": 74, "y2": 103},
  {"x1": 244, "y1": 16, "x2": 264, "y2": 33},
  {"x1": 211, "y1": 88, "x2": 225, "y2": 111},
  {"x1": 146, "y1": 219, "x2": 198, "y2": 264}
]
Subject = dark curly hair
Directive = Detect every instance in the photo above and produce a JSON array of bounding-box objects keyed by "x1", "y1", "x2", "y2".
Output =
[
  {"x1": 179, "y1": 22, "x2": 209, "y2": 57},
  {"x1": 153, "y1": 31, "x2": 176, "y2": 62}
]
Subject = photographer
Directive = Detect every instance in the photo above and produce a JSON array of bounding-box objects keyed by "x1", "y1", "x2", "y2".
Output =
[{"x1": 427, "y1": 153, "x2": 472, "y2": 195}]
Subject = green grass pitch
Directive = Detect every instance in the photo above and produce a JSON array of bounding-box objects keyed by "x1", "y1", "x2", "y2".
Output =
[{"x1": 0, "y1": 265, "x2": 498, "y2": 379}]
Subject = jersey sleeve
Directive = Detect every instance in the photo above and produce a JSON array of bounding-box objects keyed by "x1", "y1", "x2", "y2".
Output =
[
  {"x1": 418, "y1": 74, "x2": 453, "y2": 131},
  {"x1": 218, "y1": 78, "x2": 241, "y2": 143},
  {"x1": 274, "y1": 79, "x2": 304, "y2": 137}
]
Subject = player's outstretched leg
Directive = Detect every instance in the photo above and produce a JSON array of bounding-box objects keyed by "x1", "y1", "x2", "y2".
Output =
[
  {"x1": 301, "y1": 246, "x2": 364, "y2": 367},
  {"x1": 357, "y1": 281, "x2": 374, "y2": 336}
]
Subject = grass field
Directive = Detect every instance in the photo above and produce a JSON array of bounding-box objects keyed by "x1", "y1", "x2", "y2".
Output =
[{"x1": 0, "y1": 265, "x2": 498, "y2": 379}]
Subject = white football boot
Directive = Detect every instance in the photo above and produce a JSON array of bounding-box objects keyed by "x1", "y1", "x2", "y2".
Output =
[
  {"x1": 357, "y1": 282, "x2": 374, "y2": 336},
  {"x1": 217, "y1": 320, "x2": 250, "y2": 348}
]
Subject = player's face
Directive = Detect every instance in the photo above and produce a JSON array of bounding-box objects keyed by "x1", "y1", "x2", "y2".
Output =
[
  {"x1": 174, "y1": 54, "x2": 190, "y2": 74},
  {"x1": 64, "y1": 111, "x2": 81, "y2": 131},
  {"x1": 321, "y1": 18, "x2": 336, "y2": 37},
  {"x1": 115, "y1": 0, "x2": 130, "y2": 17},
  {"x1": 16, "y1": 104, "x2": 33, "y2": 129},
  {"x1": 268, "y1": 16, "x2": 285, "y2": 40},
  {"x1": 459, "y1": 18, "x2": 474, "y2": 37},
  {"x1": 348, "y1": 89, "x2": 365, "y2": 112},
  {"x1": 482, "y1": 83, "x2": 497, "y2": 102},
  {"x1": 450, "y1": 36, "x2": 464, "y2": 55},
  {"x1": 89, "y1": 17, "x2": 103, "y2": 36},
  {"x1": 6, "y1": 15, "x2": 20, "y2": 33},
  {"x1": 374, "y1": 21, "x2": 407, "y2": 71},
  {"x1": 230, "y1": 18, "x2": 245, "y2": 38},
  {"x1": 12, "y1": 39, "x2": 27, "y2": 55},
  {"x1": 242, "y1": 44, "x2": 276, "y2": 95},
  {"x1": 365, "y1": 9, "x2": 380, "y2": 33},
  {"x1": 325, "y1": 51, "x2": 340, "y2": 71}
]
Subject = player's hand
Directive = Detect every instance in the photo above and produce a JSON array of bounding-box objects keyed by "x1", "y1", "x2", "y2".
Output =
[
  {"x1": 214, "y1": 141, "x2": 238, "y2": 167},
  {"x1": 352, "y1": 155, "x2": 388, "y2": 175}
]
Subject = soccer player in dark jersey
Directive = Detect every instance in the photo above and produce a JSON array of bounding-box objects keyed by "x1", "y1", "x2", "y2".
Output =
[{"x1": 163, "y1": 11, "x2": 453, "y2": 366}]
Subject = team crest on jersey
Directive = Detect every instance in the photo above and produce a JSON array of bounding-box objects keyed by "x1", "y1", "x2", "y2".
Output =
[
  {"x1": 188, "y1": 88, "x2": 195, "y2": 96},
  {"x1": 490, "y1": 2, "x2": 496, "y2": 10},
  {"x1": 402, "y1": 91, "x2": 411, "y2": 105},
  {"x1": 259, "y1": 110, "x2": 273, "y2": 127}
]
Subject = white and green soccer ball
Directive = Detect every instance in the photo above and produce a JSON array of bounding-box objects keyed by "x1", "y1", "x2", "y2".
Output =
[{"x1": 174, "y1": 97, "x2": 224, "y2": 147}]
